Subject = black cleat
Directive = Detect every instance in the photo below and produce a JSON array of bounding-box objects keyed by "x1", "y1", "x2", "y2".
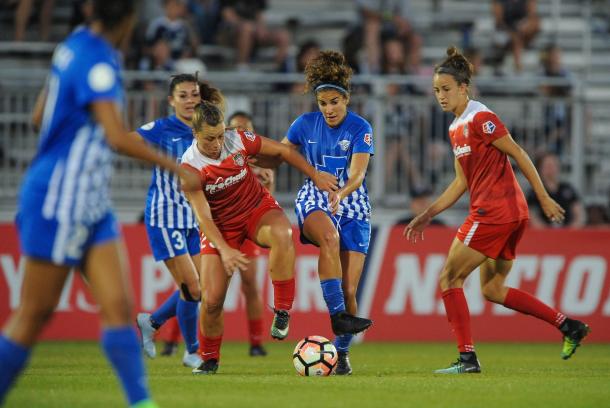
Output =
[
  {"x1": 249, "y1": 344, "x2": 268, "y2": 357},
  {"x1": 334, "y1": 351, "x2": 352, "y2": 375},
  {"x1": 434, "y1": 358, "x2": 482, "y2": 374},
  {"x1": 192, "y1": 359, "x2": 219, "y2": 375},
  {"x1": 330, "y1": 311, "x2": 373, "y2": 336},
  {"x1": 160, "y1": 341, "x2": 178, "y2": 357},
  {"x1": 560, "y1": 318, "x2": 591, "y2": 360},
  {"x1": 271, "y1": 309, "x2": 290, "y2": 340}
]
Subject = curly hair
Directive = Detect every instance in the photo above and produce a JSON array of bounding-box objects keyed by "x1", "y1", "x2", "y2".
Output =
[
  {"x1": 304, "y1": 50, "x2": 353, "y2": 94},
  {"x1": 434, "y1": 46, "x2": 474, "y2": 86},
  {"x1": 192, "y1": 101, "x2": 224, "y2": 133}
]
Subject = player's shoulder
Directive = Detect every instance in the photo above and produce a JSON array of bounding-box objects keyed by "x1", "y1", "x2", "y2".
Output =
[
  {"x1": 345, "y1": 111, "x2": 372, "y2": 132},
  {"x1": 181, "y1": 141, "x2": 203, "y2": 168}
]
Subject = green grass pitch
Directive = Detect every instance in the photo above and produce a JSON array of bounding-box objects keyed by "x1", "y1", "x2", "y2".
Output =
[{"x1": 5, "y1": 341, "x2": 610, "y2": 408}]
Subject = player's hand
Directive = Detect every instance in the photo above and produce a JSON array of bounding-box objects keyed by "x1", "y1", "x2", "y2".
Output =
[
  {"x1": 539, "y1": 195, "x2": 566, "y2": 224},
  {"x1": 327, "y1": 190, "x2": 341, "y2": 215},
  {"x1": 178, "y1": 167, "x2": 201, "y2": 192},
  {"x1": 403, "y1": 213, "x2": 432, "y2": 243},
  {"x1": 219, "y1": 247, "x2": 249, "y2": 276},
  {"x1": 253, "y1": 167, "x2": 274, "y2": 187},
  {"x1": 313, "y1": 171, "x2": 338, "y2": 192}
]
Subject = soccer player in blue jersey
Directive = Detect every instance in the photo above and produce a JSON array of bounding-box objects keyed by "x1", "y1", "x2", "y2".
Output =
[
  {"x1": 134, "y1": 77, "x2": 225, "y2": 369},
  {"x1": 0, "y1": 1, "x2": 199, "y2": 406},
  {"x1": 275, "y1": 50, "x2": 375, "y2": 375}
]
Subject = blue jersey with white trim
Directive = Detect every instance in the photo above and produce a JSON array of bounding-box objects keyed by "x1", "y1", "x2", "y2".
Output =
[
  {"x1": 287, "y1": 111, "x2": 374, "y2": 220},
  {"x1": 20, "y1": 27, "x2": 123, "y2": 224},
  {"x1": 137, "y1": 115, "x2": 197, "y2": 229}
]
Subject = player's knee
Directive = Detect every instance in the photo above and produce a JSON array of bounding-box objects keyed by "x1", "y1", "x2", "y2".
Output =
[
  {"x1": 318, "y1": 231, "x2": 340, "y2": 253},
  {"x1": 481, "y1": 283, "x2": 503, "y2": 304},
  {"x1": 180, "y1": 282, "x2": 201, "y2": 302},
  {"x1": 270, "y1": 225, "x2": 293, "y2": 249},
  {"x1": 439, "y1": 266, "x2": 463, "y2": 290},
  {"x1": 240, "y1": 279, "x2": 257, "y2": 297},
  {"x1": 205, "y1": 300, "x2": 223, "y2": 317},
  {"x1": 100, "y1": 295, "x2": 132, "y2": 324}
]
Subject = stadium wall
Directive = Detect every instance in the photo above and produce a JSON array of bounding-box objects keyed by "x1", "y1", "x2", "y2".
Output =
[{"x1": 1, "y1": 223, "x2": 609, "y2": 342}]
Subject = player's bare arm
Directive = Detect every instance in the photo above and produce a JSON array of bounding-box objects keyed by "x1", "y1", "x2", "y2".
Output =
[
  {"x1": 31, "y1": 86, "x2": 47, "y2": 131},
  {"x1": 182, "y1": 182, "x2": 249, "y2": 276},
  {"x1": 328, "y1": 153, "x2": 370, "y2": 215},
  {"x1": 248, "y1": 136, "x2": 296, "y2": 168},
  {"x1": 258, "y1": 136, "x2": 338, "y2": 192},
  {"x1": 404, "y1": 158, "x2": 467, "y2": 243},
  {"x1": 492, "y1": 134, "x2": 565, "y2": 223}
]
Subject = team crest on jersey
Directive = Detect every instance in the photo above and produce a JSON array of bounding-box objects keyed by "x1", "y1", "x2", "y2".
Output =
[
  {"x1": 243, "y1": 131, "x2": 256, "y2": 141},
  {"x1": 482, "y1": 121, "x2": 496, "y2": 134},
  {"x1": 233, "y1": 152, "x2": 245, "y2": 167},
  {"x1": 338, "y1": 140, "x2": 351, "y2": 151},
  {"x1": 364, "y1": 133, "x2": 372, "y2": 146}
]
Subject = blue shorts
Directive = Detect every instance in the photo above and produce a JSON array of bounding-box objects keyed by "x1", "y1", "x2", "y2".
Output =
[
  {"x1": 16, "y1": 209, "x2": 120, "y2": 267},
  {"x1": 295, "y1": 204, "x2": 371, "y2": 254},
  {"x1": 146, "y1": 225, "x2": 200, "y2": 261}
]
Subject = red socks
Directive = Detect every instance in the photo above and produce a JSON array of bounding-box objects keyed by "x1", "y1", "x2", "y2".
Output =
[
  {"x1": 200, "y1": 335, "x2": 222, "y2": 361},
  {"x1": 248, "y1": 318, "x2": 263, "y2": 347},
  {"x1": 503, "y1": 287, "x2": 566, "y2": 327},
  {"x1": 272, "y1": 278, "x2": 295, "y2": 311},
  {"x1": 442, "y1": 288, "x2": 475, "y2": 352}
]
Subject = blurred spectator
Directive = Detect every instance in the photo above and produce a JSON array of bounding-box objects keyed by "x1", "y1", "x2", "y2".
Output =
[
  {"x1": 281, "y1": 39, "x2": 321, "y2": 94},
  {"x1": 139, "y1": 38, "x2": 175, "y2": 74},
  {"x1": 345, "y1": 0, "x2": 422, "y2": 74},
  {"x1": 527, "y1": 152, "x2": 585, "y2": 228},
  {"x1": 217, "y1": 0, "x2": 291, "y2": 71},
  {"x1": 187, "y1": 0, "x2": 221, "y2": 44},
  {"x1": 145, "y1": 0, "x2": 199, "y2": 61},
  {"x1": 539, "y1": 43, "x2": 572, "y2": 154},
  {"x1": 14, "y1": 0, "x2": 56, "y2": 41},
  {"x1": 585, "y1": 204, "x2": 610, "y2": 227},
  {"x1": 395, "y1": 187, "x2": 446, "y2": 226},
  {"x1": 69, "y1": 0, "x2": 93, "y2": 30},
  {"x1": 491, "y1": 0, "x2": 540, "y2": 73},
  {"x1": 464, "y1": 47, "x2": 483, "y2": 97}
]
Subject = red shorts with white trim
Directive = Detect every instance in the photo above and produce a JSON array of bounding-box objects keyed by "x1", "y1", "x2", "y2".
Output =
[
  {"x1": 456, "y1": 217, "x2": 528, "y2": 260},
  {"x1": 200, "y1": 194, "x2": 281, "y2": 255}
]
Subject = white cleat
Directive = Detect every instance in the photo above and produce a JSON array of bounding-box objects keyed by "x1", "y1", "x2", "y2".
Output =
[
  {"x1": 183, "y1": 351, "x2": 203, "y2": 368},
  {"x1": 136, "y1": 313, "x2": 157, "y2": 358}
]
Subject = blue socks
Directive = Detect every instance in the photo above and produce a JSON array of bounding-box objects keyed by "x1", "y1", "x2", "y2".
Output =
[
  {"x1": 101, "y1": 326, "x2": 150, "y2": 406},
  {"x1": 0, "y1": 335, "x2": 31, "y2": 404},
  {"x1": 150, "y1": 290, "x2": 180, "y2": 328},
  {"x1": 334, "y1": 334, "x2": 353, "y2": 353},
  {"x1": 320, "y1": 278, "x2": 346, "y2": 316},
  {"x1": 176, "y1": 298, "x2": 199, "y2": 354}
]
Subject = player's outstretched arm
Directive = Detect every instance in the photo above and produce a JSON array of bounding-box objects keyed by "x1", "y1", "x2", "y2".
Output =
[
  {"x1": 327, "y1": 153, "x2": 370, "y2": 215},
  {"x1": 92, "y1": 101, "x2": 200, "y2": 191},
  {"x1": 248, "y1": 137, "x2": 294, "y2": 169},
  {"x1": 31, "y1": 86, "x2": 47, "y2": 131},
  {"x1": 404, "y1": 159, "x2": 467, "y2": 243},
  {"x1": 258, "y1": 136, "x2": 338, "y2": 192},
  {"x1": 492, "y1": 134, "x2": 565, "y2": 223},
  {"x1": 182, "y1": 178, "x2": 249, "y2": 276}
]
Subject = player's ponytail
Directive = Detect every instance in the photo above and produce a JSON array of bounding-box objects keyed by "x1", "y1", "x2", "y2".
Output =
[
  {"x1": 192, "y1": 101, "x2": 224, "y2": 133},
  {"x1": 93, "y1": 0, "x2": 135, "y2": 30},
  {"x1": 435, "y1": 46, "x2": 474, "y2": 86}
]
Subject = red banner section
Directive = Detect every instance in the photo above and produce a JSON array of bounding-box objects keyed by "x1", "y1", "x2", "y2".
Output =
[{"x1": 1, "y1": 224, "x2": 609, "y2": 342}]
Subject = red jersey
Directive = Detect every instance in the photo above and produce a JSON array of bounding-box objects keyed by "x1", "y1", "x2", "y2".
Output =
[
  {"x1": 448, "y1": 100, "x2": 528, "y2": 224},
  {"x1": 181, "y1": 129, "x2": 273, "y2": 231}
]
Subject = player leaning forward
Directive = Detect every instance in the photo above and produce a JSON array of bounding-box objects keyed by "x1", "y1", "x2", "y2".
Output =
[{"x1": 180, "y1": 101, "x2": 367, "y2": 374}]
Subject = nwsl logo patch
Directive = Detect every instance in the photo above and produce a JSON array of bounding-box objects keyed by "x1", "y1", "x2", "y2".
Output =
[
  {"x1": 482, "y1": 121, "x2": 496, "y2": 134},
  {"x1": 364, "y1": 133, "x2": 372, "y2": 146}
]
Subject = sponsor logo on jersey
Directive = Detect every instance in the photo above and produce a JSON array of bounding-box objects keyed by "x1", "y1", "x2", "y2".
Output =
[
  {"x1": 364, "y1": 133, "x2": 372, "y2": 146},
  {"x1": 243, "y1": 131, "x2": 256, "y2": 141},
  {"x1": 233, "y1": 152, "x2": 245, "y2": 167},
  {"x1": 205, "y1": 168, "x2": 248, "y2": 194},
  {"x1": 482, "y1": 120, "x2": 496, "y2": 134},
  {"x1": 453, "y1": 144, "x2": 472, "y2": 158},
  {"x1": 338, "y1": 140, "x2": 350, "y2": 151}
]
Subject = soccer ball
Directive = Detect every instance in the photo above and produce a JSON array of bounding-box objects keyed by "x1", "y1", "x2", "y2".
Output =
[{"x1": 292, "y1": 335, "x2": 338, "y2": 376}]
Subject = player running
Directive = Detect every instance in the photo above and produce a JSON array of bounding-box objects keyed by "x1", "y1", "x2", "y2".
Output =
[{"x1": 404, "y1": 46, "x2": 591, "y2": 374}]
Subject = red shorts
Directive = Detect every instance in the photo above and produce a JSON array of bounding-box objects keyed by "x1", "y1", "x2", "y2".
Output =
[
  {"x1": 240, "y1": 239, "x2": 261, "y2": 257},
  {"x1": 200, "y1": 195, "x2": 280, "y2": 255},
  {"x1": 456, "y1": 217, "x2": 528, "y2": 260}
]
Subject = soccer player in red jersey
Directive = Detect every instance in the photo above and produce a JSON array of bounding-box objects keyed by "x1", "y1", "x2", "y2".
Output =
[
  {"x1": 182, "y1": 101, "x2": 337, "y2": 374},
  {"x1": 403, "y1": 46, "x2": 591, "y2": 374}
]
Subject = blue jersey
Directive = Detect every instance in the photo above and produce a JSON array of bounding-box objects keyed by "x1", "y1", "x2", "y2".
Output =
[
  {"x1": 20, "y1": 27, "x2": 123, "y2": 224},
  {"x1": 287, "y1": 111, "x2": 374, "y2": 220},
  {"x1": 137, "y1": 115, "x2": 196, "y2": 229}
]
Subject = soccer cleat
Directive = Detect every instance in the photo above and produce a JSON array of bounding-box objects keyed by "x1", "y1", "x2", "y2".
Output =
[
  {"x1": 330, "y1": 312, "x2": 373, "y2": 336},
  {"x1": 334, "y1": 351, "x2": 352, "y2": 375},
  {"x1": 271, "y1": 309, "x2": 290, "y2": 340},
  {"x1": 182, "y1": 350, "x2": 203, "y2": 368},
  {"x1": 249, "y1": 344, "x2": 268, "y2": 357},
  {"x1": 192, "y1": 359, "x2": 219, "y2": 375},
  {"x1": 136, "y1": 313, "x2": 157, "y2": 358},
  {"x1": 160, "y1": 341, "x2": 178, "y2": 357},
  {"x1": 561, "y1": 320, "x2": 591, "y2": 360},
  {"x1": 130, "y1": 399, "x2": 160, "y2": 408},
  {"x1": 434, "y1": 358, "x2": 481, "y2": 374}
]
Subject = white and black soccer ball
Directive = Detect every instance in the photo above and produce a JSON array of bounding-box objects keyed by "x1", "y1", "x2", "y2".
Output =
[{"x1": 293, "y1": 335, "x2": 338, "y2": 376}]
